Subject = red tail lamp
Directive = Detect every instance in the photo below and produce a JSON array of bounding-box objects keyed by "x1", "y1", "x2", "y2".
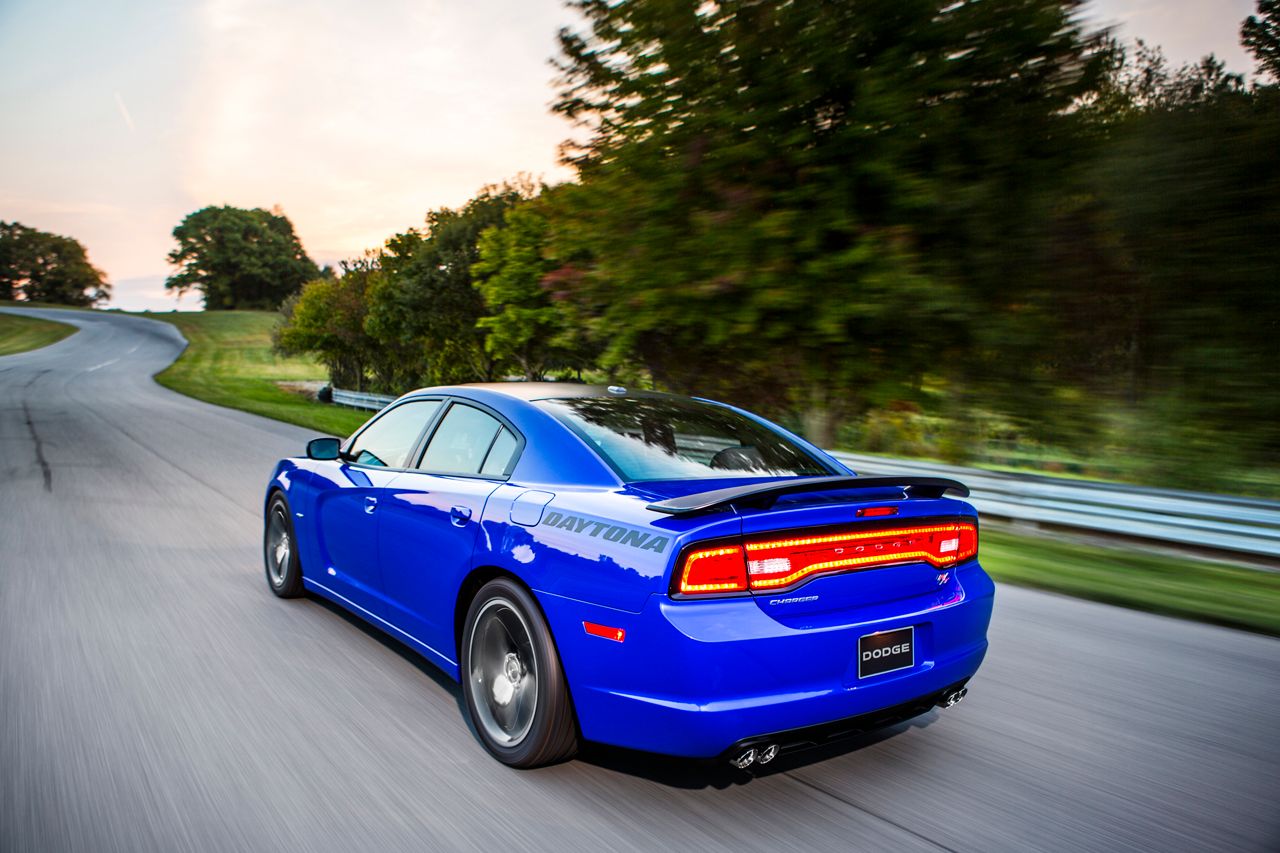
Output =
[
  {"x1": 677, "y1": 545, "x2": 748, "y2": 594},
  {"x1": 676, "y1": 521, "x2": 977, "y2": 596}
]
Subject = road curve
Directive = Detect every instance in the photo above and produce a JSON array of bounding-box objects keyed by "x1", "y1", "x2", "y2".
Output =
[{"x1": 2, "y1": 306, "x2": 1278, "y2": 853}]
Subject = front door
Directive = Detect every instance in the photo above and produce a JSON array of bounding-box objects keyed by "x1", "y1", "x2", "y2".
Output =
[
  {"x1": 312, "y1": 465, "x2": 402, "y2": 616},
  {"x1": 378, "y1": 401, "x2": 522, "y2": 659},
  {"x1": 312, "y1": 397, "x2": 444, "y2": 617}
]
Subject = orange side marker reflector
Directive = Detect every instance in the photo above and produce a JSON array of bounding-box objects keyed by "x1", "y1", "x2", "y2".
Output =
[{"x1": 583, "y1": 621, "x2": 625, "y2": 642}]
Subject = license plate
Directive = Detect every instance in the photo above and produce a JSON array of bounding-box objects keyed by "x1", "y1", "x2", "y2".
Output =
[{"x1": 858, "y1": 626, "x2": 915, "y2": 678}]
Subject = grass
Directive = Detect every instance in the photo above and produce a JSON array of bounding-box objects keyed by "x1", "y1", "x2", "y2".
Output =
[
  {"x1": 981, "y1": 527, "x2": 1280, "y2": 637},
  {"x1": 0, "y1": 311, "x2": 77, "y2": 355},
  {"x1": 0, "y1": 299, "x2": 94, "y2": 311},
  {"x1": 142, "y1": 310, "x2": 369, "y2": 437}
]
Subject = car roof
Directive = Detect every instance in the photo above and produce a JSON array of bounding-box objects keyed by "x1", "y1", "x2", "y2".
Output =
[
  {"x1": 406, "y1": 382, "x2": 680, "y2": 403},
  {"x1": 392, "y1": 383, "x2": 689, "y2": 489}
]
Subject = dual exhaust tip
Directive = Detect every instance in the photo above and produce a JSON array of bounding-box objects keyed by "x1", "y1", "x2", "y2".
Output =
[
  {"x1": 939, "y1": 686, "x2": 968, "y2": 708},
  {"x1": 728, "y1": 685, "x2": 970, "y2": 768},
  {"x1": 731, "y1": 743, "x2": 779, "y2": 770}
]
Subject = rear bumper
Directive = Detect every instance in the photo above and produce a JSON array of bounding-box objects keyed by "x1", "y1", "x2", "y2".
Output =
[
  {"x1": 718, "y1": 680, "x2": 970, "y2": 764},
  {"x1": 537, "y1": 561, "x2": 995, "y2": 758}
]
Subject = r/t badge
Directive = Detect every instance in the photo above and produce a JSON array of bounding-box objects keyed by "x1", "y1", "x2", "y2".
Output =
[{"x1": 936, "y1": 572, "x2": 950, "y2": 586}]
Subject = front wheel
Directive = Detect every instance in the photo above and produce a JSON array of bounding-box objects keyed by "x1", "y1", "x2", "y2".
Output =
[
  {"x1": 264, "y1": 493, "x2": 304, "y2": 598},
  {"x1": 460, "y1": 578, "x2": 578, "y2": 767}
]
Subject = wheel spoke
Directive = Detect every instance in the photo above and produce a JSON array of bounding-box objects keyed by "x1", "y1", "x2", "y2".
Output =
[
  {"x1": 494, "y1": 612, "x2": 519, "y2": 648},
  {"x1": 266, "y1": 508, "x2": 290, "y2": 586},
  {"x1": 468, "y1": 598, "x2": 539, "y2": 747}
]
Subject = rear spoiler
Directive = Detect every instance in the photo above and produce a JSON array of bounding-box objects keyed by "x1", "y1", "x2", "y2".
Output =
[{"x1": 645, "y1": 476, "x2": 970, "y2": 516}]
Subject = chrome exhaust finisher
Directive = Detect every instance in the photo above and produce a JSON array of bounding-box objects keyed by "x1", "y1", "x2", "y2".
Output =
[{"x1": 718, "y1": 689, "x2": 965, "y2": 768}]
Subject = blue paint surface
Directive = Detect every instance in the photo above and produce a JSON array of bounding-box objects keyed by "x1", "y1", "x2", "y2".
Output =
[{"x1": 265, "y1": 385, "x2": 993, "y2": 757}]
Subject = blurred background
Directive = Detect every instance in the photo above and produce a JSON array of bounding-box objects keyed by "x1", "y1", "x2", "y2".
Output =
[{"x1": 4, "y1": 0, "x2": 1275, "y2": 498}]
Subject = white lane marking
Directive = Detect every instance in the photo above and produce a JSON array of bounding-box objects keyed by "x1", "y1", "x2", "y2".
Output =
[{"x1": 87, "y1": 358, "x2": 119, "y2": 371}]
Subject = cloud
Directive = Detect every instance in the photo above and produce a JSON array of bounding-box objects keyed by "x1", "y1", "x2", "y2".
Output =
[{"x1": 114, "y1": 92, "x2": 137, "y2": 134}]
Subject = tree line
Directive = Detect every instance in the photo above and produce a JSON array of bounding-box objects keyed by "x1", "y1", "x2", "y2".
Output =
[
  {"x1": 269, "y1": 0, "x2": 1280, "y2": 489},
  {"x1": 8, "y1": 0, "x2": 1273, "y2": 491},
  {"x1": 0, "y1": 222, "x2": 110, "y2": 306}
]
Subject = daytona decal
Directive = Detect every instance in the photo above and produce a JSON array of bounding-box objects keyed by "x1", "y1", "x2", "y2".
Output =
[{"x1": 541, "y1": 511, "x2": 669, "y2": 554}]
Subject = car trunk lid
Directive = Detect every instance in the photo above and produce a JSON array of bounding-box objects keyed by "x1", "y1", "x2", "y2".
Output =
[{"x1": 651, "y1": 478, "x2": 977, "y2": 619}]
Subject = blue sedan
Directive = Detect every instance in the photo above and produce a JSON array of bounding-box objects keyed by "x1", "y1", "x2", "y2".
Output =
[{"x1": 263, "y1": 383, "x2": 994, "y2": 768}]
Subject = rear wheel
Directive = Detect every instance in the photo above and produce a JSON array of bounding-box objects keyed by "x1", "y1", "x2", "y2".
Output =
[
  {"x1": 264, "y1": 493, "x2": 304, "y2": 598},
  {"x1": 460, "y1": 578, "x2": 578, "y2": 767}
]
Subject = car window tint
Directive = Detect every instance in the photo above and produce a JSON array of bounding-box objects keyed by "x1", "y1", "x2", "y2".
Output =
[
  {"x1": 419, "y1": 404, "x2": 503, "y2": 475},
  {"x1": 347, "y1": 400, "x2": 441, "y2": 468},
  {"x1": 535, "y1": 397, "x2": 831, "y2": 481},
  {"x1": 479, "y1": 427, "x2": 519, "y2": 477}
]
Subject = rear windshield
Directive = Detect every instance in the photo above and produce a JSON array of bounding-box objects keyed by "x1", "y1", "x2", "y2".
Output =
[{"x1": 536, "y1": 396, "x2": 832, "y2": 482}]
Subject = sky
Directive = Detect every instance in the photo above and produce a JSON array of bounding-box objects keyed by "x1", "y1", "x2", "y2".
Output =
[{"x1": 0, "y1": 0, "x2": 1260, "y2": 311}]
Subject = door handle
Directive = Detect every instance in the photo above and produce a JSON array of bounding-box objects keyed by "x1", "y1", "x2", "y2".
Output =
[
  {"x1": 450, "y1": 505, "x2": 473, "y2": 527},
  {"x1": 364, "y1": 496, "x2": 378, "y2": 515}
]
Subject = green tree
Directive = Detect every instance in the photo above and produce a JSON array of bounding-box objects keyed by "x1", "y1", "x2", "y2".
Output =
[
  {"x1": 275, "y1": 260, "x2": 385, "y2": 390},
  {"x1": 1028, "y1": 39, "x2": 1251, "y2": 450},
  {"x1": 1243, "y1": 0, "x2": 1280, "y2": 81},
  {"x1": 366, "y1": 181, "x2": 532, "y2": 386},
  {"x1": 276, "y1": 278, "x2": 360, "y2": 389},
  {"x1": 552, "y1": 0, "x2": 1102, "y2": 445},
  {"x1": 0, "y1": 221, "x2": 110, "y2": 306},
  {"x1": 1032, "y1": 28, "x2": 1279, "y2": 485},
  {"x1": 276, "y1": 258, "x2": 424, "y2": 393},
  {"x1": 166, "y1": 206, "x2": 319, "y2": 310},
  {"x1": 1087, "y1": 39, "x2": 1244, "y2": 117},
  {"x1": 473, "y1": 196, "x2": 596, "y2": 380},
  {"x1": 1096, "y1": 85, "x2": 1280, "y2": 473}
]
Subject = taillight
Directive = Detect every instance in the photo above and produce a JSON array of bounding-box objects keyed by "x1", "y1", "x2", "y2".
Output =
[
  {"x1": 677, "y1": 545, "x2": 748, "y2": 594},
  {"x1": 675, "y1": 520, "x2": 978, "y2": 596},
  {"x1": 745, "y1": 522, "x2": 978, "y2": 591}
]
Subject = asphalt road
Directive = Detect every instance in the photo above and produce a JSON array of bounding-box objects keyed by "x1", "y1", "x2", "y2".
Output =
[{"x1": 2, "y1": 306, "x2": 1278, "y2": 853}]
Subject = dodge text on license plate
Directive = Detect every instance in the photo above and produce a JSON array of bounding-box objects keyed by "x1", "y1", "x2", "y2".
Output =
[{"x1": 858, "y1": 626, "x2": 915, "y2": 678}]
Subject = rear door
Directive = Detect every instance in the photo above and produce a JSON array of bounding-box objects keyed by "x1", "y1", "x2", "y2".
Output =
[
  {"x1": 378, "y1": 400, "x2": 523, "y2": 657},
  {"x1": 312, "y1": 398, "x2": 444, "y2": 616}
]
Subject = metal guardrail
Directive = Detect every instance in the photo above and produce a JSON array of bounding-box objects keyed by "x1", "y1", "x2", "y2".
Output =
[
  {"x1": 330, "y1": 388, "x2": 397, "y2": 410},
  {"x1": 326, "y1": 387, "x2": 1279, "y2": 560},
  {"x1": 831, "y1": 451, "x2": 1280, "y2": 561}
]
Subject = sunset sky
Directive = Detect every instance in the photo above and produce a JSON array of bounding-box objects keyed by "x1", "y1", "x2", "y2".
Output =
[{"x1": 0, "y1": 0, "x2": 1259, "y2": 310}]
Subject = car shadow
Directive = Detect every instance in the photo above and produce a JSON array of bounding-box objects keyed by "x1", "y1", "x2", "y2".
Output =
[
  {"x1": 302, "y1": 592, "x2": 941, "y2": 788},
  {"x1": 576, "y1": 711, "x2": 940, "y2": 789}
]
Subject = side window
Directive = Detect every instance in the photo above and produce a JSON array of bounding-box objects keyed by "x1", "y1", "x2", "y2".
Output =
[
  {"x1": 418, "y1": 404, "x2": 509, "y2": 476},
  {"x1": 480, "y1": 427, "x2": 519, "y2": 477},
  {"x1": 347, "y1": 400, "x2": 441, "y2": 468}
]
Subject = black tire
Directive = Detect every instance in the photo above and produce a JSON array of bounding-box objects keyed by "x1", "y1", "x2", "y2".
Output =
[
  {"x1": 460, "y1": 578, "x2": 579, "y2": 767},
  {"x1": 264, "y1": 493, "x2": 304, "y2": 598}
]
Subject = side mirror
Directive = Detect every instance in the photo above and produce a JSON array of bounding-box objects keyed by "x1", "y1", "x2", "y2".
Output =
[{"x1": 307, "y1": 437, "x2": 342, "y2": 460}]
